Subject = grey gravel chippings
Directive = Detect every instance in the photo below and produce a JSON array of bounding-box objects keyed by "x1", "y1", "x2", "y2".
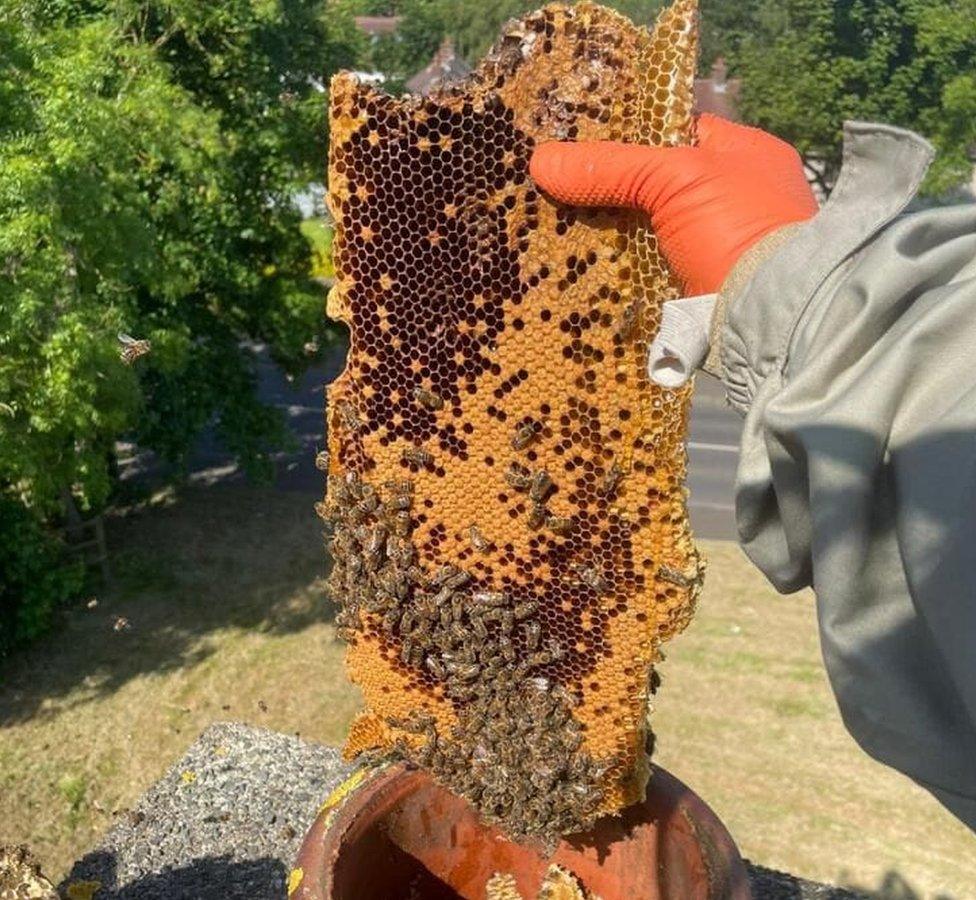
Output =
[
  {"x1": 62, "y1": 722, "x2": 352, "y2": 899},
  {"x1": 63, "y1": 722, "x2": 862, "y2": 899}
]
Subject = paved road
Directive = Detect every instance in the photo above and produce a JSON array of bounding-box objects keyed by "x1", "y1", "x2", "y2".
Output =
[
  {"x1": 686, "y1": 373, "x2": 741, "y2": 541},
  {"x1": 129, "y1": 341, "x2": 742, "y2": 541}
]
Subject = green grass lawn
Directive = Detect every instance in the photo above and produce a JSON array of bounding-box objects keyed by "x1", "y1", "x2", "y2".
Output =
[{"x1": 0, "y1": 484, "x2": 972, "y2": 895}]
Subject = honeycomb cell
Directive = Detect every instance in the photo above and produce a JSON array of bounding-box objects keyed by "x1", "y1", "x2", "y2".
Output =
[{"x1": 322, "y1": 0, "x2": 704, "y2": 848}]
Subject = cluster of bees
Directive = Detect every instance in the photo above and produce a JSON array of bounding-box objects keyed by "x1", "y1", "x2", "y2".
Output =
[{"x1": 321, "y1": 467, "x2": 613, "y2": 845}]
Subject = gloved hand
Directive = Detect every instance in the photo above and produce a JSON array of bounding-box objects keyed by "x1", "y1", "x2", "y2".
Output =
[{"x1": 529, "y1": 114, "x2": 818, "y2": 296}]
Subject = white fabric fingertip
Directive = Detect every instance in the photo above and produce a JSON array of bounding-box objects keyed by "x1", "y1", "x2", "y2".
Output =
[{"x1": 647, "y1": 294, "x2": 717, "y2": 388}]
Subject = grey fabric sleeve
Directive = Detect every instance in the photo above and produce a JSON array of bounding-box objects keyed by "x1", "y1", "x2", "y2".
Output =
[{"x1": 718, "y1": 122, "x2": 976, "y2": 830}]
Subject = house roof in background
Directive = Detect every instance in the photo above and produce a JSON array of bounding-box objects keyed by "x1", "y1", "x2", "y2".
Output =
[
  {"x1": 354, "y1": 16, "x2": 402, "y2": 36},
  {"x1": 405, "y1": 37, "x2": 472, "y2": 95}
]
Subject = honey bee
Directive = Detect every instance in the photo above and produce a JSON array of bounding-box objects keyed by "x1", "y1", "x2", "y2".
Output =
[
  {"x1": 402, "y1": 446, "x2": 433, "y2": 467},
  {"x1": 523, "y1": 621, "x2": 541, "y2": 650},
  {"x1": 336, "y1": 626, "x2": 358, "y2": 643},
  {"x1": 500, "y1": 610, "x2": 515, "y2": 635},
  {"x1": 468, "y1": 525, "x2": 490, "y2": 553},
  {"x1": 658, "y1": 564, "x2": 694, "y2": 588},
  {"x1": 527, "y1": 503, "x2": 546, "y2": 529},
  {"x1": 529, "y1": 470, "x2": 553, "y2": 502},
  {"x1": 511, "y1": 420, "x2": 539, "y2": 451},
  {"x1": 615, "y1": 300, "x2": 640, "y2": 340},
  {"x1": 118, "y1": 333, "x2": 151, "y2": 365},
  {"x1": 571, "y1": 562, "x2": 609, "y2": 594},
  {"x1": 452, "y1": 663, "x2": 480, "y2": 682},
  {"x1": 400, "y1": 639, "x2": 414, "y2": 664},
  {"x1": 472, "y1": 590, "x2": 506, "y2": 607},
  {"x1": 499, "y1": 636, "x2": 516, "y2": 662},
  {"x1": 504, "y1": 462, "x2": 533, "y2": 491},
  {"x1": 384, "y1": 493, "x2": 412, "y2": 512},
  {"x1": 382, "y1": 609, "x2": 400, "y2": 634},
  {"x1": 546, "y1": 515, "x2": 574, "y2": 536},
  {"x1": 392, "y1": 510, "x2": 412, "y2": 536},
  {"x1": 384, "y1": 477, "x2": 413, "y2": 495},
  {"x1": 431, "y1": 564, "x2": 461, "y2": 587},
  {"x1": 513, "y1": 601, "x2": 537, "y2": 620},
  {"x1": 546, "y1": 640, "x2": 567, "y2": 662},
  {"x1": 314, "y1": 451, "x2": 329, "y2": 472},
  {"x1": 600, "y1": 460, "x2": 625, "y2": 497},
  {"x1": 425, "y1": 655, "x2": 447, "y2": 679},
  {"x1": 413, "y1": 386, "x2": 445, "y2": 410},
  {"x1": 335, "y1": 400, "x2": 363, "y2": 431}
]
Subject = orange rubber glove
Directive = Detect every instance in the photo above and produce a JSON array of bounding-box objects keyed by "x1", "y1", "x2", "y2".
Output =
[{"x1": 529, "y1": 114, "x2": 819, "y2": 296}]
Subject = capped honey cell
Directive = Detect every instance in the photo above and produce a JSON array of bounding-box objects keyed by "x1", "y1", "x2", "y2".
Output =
[{"x1": 322, "y1": 0, "x2": 704, "y2": 847}]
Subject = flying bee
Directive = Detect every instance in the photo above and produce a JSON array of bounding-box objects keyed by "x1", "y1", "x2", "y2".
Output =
[
  {"x1": 513, "y1": 601, "x2": 537, "y2": 620},
  {"x1": 118, "y1": 333, "x2": 151, "y2": 365},
  {"x1": 504, "y1": 462, "x2": 533, "y2": 491},
  {"x1": 600, "y1": 460, "x2": 625, "y2": 497},
  {"x1": 335, "y1": 400, "x2": 362, "y2": 432},
  {"x1": 511, "y1": 420, "x2": 539, "y2": 451},
  {"x1": 529, "y1": 470, "x2": 553, "y2": 502},
  {"x1": 468, "y1": 525, "x2": 490, "y2": 553},
  {"x1": 658, "y1": 564, "x2": 694, "y2": 588},
  {"x1": 523, "y1": 621, "x2": 541, "y2": 650},
  {"x1": 615, "y1": 300, "x2": 640, "y2": 340},
  {"x1": 571, "y1": 562, "x2": 609, "y2": 594},
  {"x1": 402, "y1": 446, "x2": 433, "y2": 468},
  {"x1": 546, "y1": 515, "x2": 574, "y2": 536},
  {"x1": 314, "y1": 451, "x2": 329, "y2": 472},
  {"x1": 527, "y1": 503, "x2": 546, "y2": 529},
  {"x1": 413, "y1": 386, "x2": 445, "y2": 411}
]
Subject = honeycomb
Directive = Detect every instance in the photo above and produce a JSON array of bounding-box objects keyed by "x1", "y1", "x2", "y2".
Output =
[{"x1": 321, "y1": 0, "x2": 703, "y2": 846}]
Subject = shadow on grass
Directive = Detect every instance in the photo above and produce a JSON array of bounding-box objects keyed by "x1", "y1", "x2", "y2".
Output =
[{"x1": 0, "y1": 484, "x2": 336, "y2": 725}]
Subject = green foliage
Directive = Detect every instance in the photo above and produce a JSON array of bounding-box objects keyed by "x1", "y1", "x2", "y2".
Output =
[
  {"x1": 734, "y1": 0, "x2": 976, "y2": 195},
  {"x1": 301, "y1": 218, "x2": 335, "y2": 279},
  {"x1": 0, "y1": 497, "x2": 84, "y2": 660},
  {"x1": 1, "y1": 1, "x2": 363, "y2": 648}
]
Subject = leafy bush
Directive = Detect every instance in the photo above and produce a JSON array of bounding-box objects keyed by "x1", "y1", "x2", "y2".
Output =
[{"x1": 0, "y1": 497, "x2": 84, "y2": 661}]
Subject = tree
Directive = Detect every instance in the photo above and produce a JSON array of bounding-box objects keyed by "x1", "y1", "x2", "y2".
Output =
[
  {"x1": 734, "y1": 0, "x2": 976, "y2": 196},
  {"x1": 0, "y1": 1, "x2": 363, "y2": 651}
]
